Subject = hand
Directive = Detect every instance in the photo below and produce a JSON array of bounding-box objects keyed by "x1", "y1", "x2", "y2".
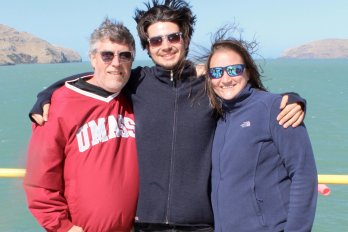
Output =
[
  {"x1": 277, "y1": 95, "x2": 305, "y2": 128},
  {"x1": 31, "y1": 103, "x2": 50, "y2": 125},
  {"x1": 68, "y1": 225, "x2": 85, "y2": 232},
  {"x1": 195, "y1": 63, "x2": 206, "y2": 76}
]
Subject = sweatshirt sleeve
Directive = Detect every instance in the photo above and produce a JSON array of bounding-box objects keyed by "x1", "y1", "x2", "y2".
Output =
[
  {"x1": 28, "y1": 72, "x2": 93, "y2": 122},
  {"x1": 269, "y1": 96, "x2": 317, "y2": 232},
  {"x1": 23, "y1": 117, "x2": 74, "y2": 232}
]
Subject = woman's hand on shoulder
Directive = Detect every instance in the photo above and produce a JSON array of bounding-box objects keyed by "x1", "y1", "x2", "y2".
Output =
[{"x1": 195, "y1": 64, "x2": 206, "y2": 77}]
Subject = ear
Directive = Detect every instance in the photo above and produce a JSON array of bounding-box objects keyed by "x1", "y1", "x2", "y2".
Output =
[
  {"x1": 90, "y1": 53, "x2": 97, "y2": 69},
  {"x1": 146, "y1": 45, "x2": 152, "y2": 58},
  {"x1": 184, "y1": 38, "x2": 190, "y2": 50},
  {"x1": 245, "y1": 69, "x2": 251, "y2": 82}
]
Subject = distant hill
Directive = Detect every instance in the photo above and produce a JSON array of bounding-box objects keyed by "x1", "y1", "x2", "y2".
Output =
[
  {"x1": 280, "y1": 39, "x2": 348, "y2": 59},
  {"x1": 0, "y1": 24, "x2": 81, "y2": 65}
]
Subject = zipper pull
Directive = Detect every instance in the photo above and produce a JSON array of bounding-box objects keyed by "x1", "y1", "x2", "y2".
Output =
[{"x1": 170, "y1": 70, "x2": 173, "y2": 82}]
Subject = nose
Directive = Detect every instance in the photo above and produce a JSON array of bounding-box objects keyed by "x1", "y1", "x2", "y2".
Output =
[
  {"x1": 161, "y1": 37, "x2": 172, "y2": 49},
  {"x1": 111, "y1": 55, "x2": 121, "y2": 66},
  {"x1": 220, "y1": 70, "x2": 231, "y2": 82}
]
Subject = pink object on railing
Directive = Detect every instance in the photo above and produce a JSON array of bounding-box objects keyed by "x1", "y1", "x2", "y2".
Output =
[{"x1": 318, "y1": 184, "x2": 331, "y2": 196}]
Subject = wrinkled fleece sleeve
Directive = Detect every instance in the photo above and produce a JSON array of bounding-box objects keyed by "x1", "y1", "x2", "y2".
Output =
[
  {"x1": 29, "y1": 72, "x2": 93, "y2": 122},
  {"x1": 24, "y1": 121, "x2": 74, "y2": 232},
  {"x1": 270, "y1": 97, "x2": 317, "y2": 231}
]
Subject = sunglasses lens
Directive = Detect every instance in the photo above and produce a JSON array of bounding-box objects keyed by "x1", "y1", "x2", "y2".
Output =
[
  {"x1": 226, "y1": 64, "x2": 244, "y2": 77},
  {"x1": 100, "y1": 51, "x2": 133, "y2": 63},
  {"x1": 100, "y1": 51, "x2": 114, "y2": 62},
  {"x1": 119, "y1": 51, "x2": 133, "y2": 62},
  {"x1": 167, "y1": 33, "x2": 181, "y2": 43},
  {"x1": 209, "y1": 67, "x2": 223, "y2": 79},
  {"x1": 149, "y1": 36, "x2": 163, "y2": 47},
  {"x1": 148, "y1": 32, "x2": 182, "y2": 47}
]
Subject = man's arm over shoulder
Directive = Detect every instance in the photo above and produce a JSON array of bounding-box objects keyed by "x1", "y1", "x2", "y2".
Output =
[
  {"x1": 283, "y1": 92, "x2": 306, "y2": 111},
  {"x1": 277, "y1": 92, "x2": 306, "y2": 128},
  {"x1": 29, "y1": 72, "x2": 93, "y2": 123}
]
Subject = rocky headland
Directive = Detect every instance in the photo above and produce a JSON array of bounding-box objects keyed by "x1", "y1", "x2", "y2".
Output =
[
  {"x1": 0, "y1": 24, "x2": 81, "y2": 65},
  {"x1": 280, "y1": 39, "x2": 348, "y2": 59}
]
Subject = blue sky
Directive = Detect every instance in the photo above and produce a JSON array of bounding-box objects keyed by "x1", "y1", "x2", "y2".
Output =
[{"x1": 1, "y1": 0, "x2": 347, "y2": 60}]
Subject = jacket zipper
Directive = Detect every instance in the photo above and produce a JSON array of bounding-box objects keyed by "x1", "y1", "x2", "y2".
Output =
[
  {"x1": 216, "y1": 119, "x2": 229, "y2": 229},
  {"x1": 166, "y1": 70, "x2": 176, "y2": 224},
  {"x1": 170, "y1": 70, "x2": 173, "y2": 82}
]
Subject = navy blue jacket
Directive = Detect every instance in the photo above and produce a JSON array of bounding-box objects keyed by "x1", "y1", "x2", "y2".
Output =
[
  {"x1": 211, "y1": 84, "x2": 317, "y2": 232},
  {"x1": 128, "y1": 63, "x2": 216, "y2": 225}
]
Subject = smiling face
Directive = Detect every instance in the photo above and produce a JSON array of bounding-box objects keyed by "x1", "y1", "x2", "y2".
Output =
[
  {"x1": 209, "y1": 49, "x2": 249, "y2": 100},
  {"x1": 89, "y1": 39, "x2": 133, "y2": 93},
  {"x1": 146, "y1": 21, "x2": 186, "y2": 69}
]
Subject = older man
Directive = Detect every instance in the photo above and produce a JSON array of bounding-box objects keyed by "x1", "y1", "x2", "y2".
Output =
[{"x1": 24, "y1": 18, "x2": 138, "y2": 232}]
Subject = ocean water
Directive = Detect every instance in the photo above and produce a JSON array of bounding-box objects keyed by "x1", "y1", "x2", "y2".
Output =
[{"x1": 0, "y1": 59, "x2": 347, "y2": 231}]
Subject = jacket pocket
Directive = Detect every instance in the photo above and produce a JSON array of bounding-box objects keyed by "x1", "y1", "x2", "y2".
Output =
[{"x1": 249, "y1": 186, "x2": 266, "y2": 226}]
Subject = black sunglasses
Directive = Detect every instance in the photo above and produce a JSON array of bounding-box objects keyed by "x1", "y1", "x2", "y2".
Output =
[
  {"x1": 99, "y1": 51, "x2": 133, "y2": 63},
  {"x1": 209, "y1": 64, "x2": 245, "y2": 79},
  {"x1": 147, "y1": 32, "x2": 182, "y2": 47}
]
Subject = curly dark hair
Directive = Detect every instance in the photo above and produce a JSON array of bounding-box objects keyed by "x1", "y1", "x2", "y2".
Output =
[{"x1": 134, "y1": 0, "x2": 196, "y2": 57}]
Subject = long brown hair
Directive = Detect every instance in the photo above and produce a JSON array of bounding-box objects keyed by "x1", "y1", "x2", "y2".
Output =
[{"x1": 205, "y1": 38, "x2": 267, "y2": 115}]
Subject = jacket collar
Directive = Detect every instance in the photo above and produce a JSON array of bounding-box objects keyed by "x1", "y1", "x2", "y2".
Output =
[
  {"x1": 222, "y1": 84, "x2": 254, "y2": 111},
  {"x1": 152, "y1": 61, "x2": 197, "y2": 85}
]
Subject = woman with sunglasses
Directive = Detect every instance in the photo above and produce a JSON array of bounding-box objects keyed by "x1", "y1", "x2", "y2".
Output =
[{"x1": 205, "y1": 37, "x2": 318, "y2": 232}]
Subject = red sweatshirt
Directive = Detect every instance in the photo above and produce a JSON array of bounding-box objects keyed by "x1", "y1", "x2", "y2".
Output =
[{"x1": 24, "y1": 79, "x2": 139, "y2": 232}]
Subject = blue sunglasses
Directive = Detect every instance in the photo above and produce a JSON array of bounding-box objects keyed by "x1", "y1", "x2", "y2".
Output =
[{"x1": 208, "y1": 64, "x2": 245, "y2": 79}]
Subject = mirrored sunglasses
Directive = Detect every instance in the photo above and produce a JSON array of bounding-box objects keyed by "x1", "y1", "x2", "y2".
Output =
[
  {"x1": 208, "y1": 64, "x2": 245, "y2": 79},
  {"x1": 148, "y1": 32, "x2": 182, "y2": 47},
  {"x1": 99, "y1": 51, "x2": 133, "y2": 63}
]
